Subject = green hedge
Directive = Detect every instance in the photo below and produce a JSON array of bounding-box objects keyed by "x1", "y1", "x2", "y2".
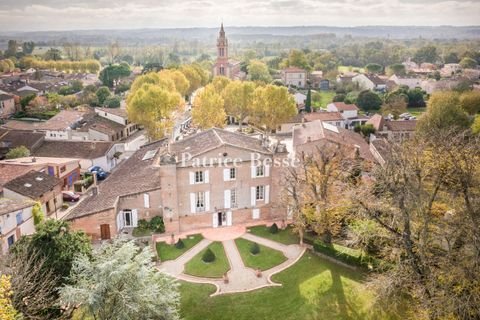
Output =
[{"x1": 313, "y1": 240, "x2": 377, "y2": 270}]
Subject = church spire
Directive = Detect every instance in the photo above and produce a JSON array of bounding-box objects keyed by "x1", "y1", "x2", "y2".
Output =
[{"x1": 219, "y1": 22, "x2": 225, "y2": 37}]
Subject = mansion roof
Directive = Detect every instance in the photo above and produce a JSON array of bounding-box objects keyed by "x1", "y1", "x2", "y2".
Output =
[
  {"x1": 169, "y1": 128, "x2": 272, "y2": 159},
  {"x1": 33, "y1": 140, "x2": 114, "y2": 159},
  {"x1": 4, "y1": 170, "x2": 61, "y2": 199}
]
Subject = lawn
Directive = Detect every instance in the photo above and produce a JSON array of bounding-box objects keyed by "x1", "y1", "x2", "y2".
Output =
[
  {"x1": 313, "y1": 90, "x2": 336, "y2": 109},
  {"x1": 235, "y1": 238, "x2": 287, "y2": 271},
  {"x1": 156, "y1": 234, "x2": 203, "y2": 261},
  {"x1": 247, "y1": 225, "x2": 299, "y2": 245},
  {"x1": 180, "y1": 251, "x2": 399, "y2": 320},
  {"x1": 338, "y1": 65, "x2": 365, "y2": 73},
  {"x1": 132, "y1": 226, "x2": 154, "y2": 237},
  {"x1": 407, "y1": 107, "x2": 426, "y2": 117},
  {"x1": 184, "y1": 242, "x2": 230, "y2": 278}
]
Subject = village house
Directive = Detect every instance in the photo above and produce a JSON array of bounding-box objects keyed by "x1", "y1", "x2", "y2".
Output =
[
  {"x1": 33, "y1": 140, "x2": 119, "y2": 172},
  {"x1": 3, "y1": 170, "x2": 63, "y2": 219},
  {"x1": 292, "y1": 120, "x2": 374, "y2": 162},
  {"x1": 0, "y1": 156, "x2": 81, "y2": 191},
  {"x1": 281, "y1": 67, "x2": 307, "y2": 88},
  {"x1": 0, "y1": 93, "x2": 16, "y2": 119},
  {"x1": 0, "y1": 197, "x2": 35, "y2": 255},
  {"x1": 0, "y1": 129, "x2": 45, "y2": 159},
  {"x1": 441, "y1": 63, "x2": 462, "y2": 77},
  {"x1": 366, "y1": 114, "x2": 417, "y2": 142},
  {"x1": 67, "y1": 129, "x2": 289, "y2": 240},
  {"x1": 389, "y1": 74, "x2": 422, "y2": 89},
  {"x1": 352, "y1": 74, "x2": 387, "y2": 91},
  {"x1": 326, "y1": 102, "x2": 368, "y2": 129}
]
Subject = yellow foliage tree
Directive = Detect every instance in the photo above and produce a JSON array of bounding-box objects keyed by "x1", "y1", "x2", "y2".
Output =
[
  {"x1": 252, "y1": 84, "x2": 297, "y2": 136},
  {"x1": 0, "y1": 275, "x2": 17, "y2": 320},
  {"x1": 211, "y1": 76, "x2": 231, "y2": 96},
  {"x1": 158, "y1": 69, "x2": 190, "y2": 97},
  {"x1": 223, "y1": 80, "x2": 256, "y2": 131},
  {"x1": 192, "y1": 85, "x2": 226, "y2": 129}
]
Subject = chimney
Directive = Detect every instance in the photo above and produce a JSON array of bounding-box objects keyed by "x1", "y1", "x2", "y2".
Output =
[
  {"x1": 31, "y1": 157, "x2": 36, "y2": 163},
  {"x1": 92, "y1": 186, "x2": 98, "y2": 196},
  {"x1": 307, "y1": 136, "x2": 311, "y2": 142}
]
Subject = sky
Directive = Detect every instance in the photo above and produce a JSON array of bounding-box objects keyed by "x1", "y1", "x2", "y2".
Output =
[{"x1": 0, "y1": 0, "x2": 479, "y2": 31}]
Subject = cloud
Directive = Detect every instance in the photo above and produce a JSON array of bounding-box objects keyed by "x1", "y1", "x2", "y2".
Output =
[{"x1": 0, "y1": 0, "x2": 479, "y2": 31}]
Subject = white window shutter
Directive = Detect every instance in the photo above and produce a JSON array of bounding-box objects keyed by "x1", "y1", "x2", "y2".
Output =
[
  {"x1": 224, "y1": 189, "x2": 231, "y2": 209},
  {"x1": 143, "y1": 193, "x2": 150, "y2": 208},
  {"x1": 205, "y1": 191, "x2": 210, "y2": 212},
  {"x1": 265, "y1": 164, "x2": 270, "y2": 177},
  {"x1": 205, "y1": 170, "x2": 209, "y2": 183},
  {"x1": 226, "y1": 211, "x2": 232, "y2": 226},
  {"x1": 189, "y1": 172, "x2": 194, "y2": 185},
  {"x1": 132, "y1": 209, "x2": 138, "y2": 227},
  {"x1": 223, "y1": 168, "x2": 229, "y2": 181},
  {"x1": 190, "y1": 193, "x2": 196, "y2": 214},
  {"x1": 116, "y1": 211, "x2": 123, "y2": 231},
  {"x1": 251, "y1": 165, "x2": 256, "y2": 178},
  {"x1": 212, "y1": 213, "x2": 218, "y2": 228},
  {"x1": 251, "y1": 187, "x2": 256, "y2": 206},
  {"x1": 265, "y1": 185, "x2": 270, "y2": 204}
]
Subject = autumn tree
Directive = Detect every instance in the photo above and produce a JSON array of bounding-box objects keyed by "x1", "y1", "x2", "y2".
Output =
[
  {"x1": 192, "y1": 85, "x2": 226, "y2": 129},
  {"x1": 180, "y1": 64, "x2": 208, "y2": 96},
  {"x1": 127, "y1": 74, "x2": 182, "y2": 139},
  {"x1": 211, "y1": 76, "x2": 231, "y2": 96},
  {"x1": 247, "y1": 60, "x2": 272, "y2": 83},
  {"x1": 459, "y1": 90, "x2": 480, "y2": 115},
  {"x1": 252, "y1": 84, "x2": 297, "y2": 136},
  {"x1": 352, "y1": 131, "x2": 480, "y2": 318},
  {"x1": 381, "y1": 95, "x2": 407, "y2": 120},
  {"x1": 0, "y1": 275, "x2": 17, "y2": 320},
  {"x1": 158, "y1": 69, "x2": 190, "y2": 97},
  {"x1": 416, "y1": 91, "x2": 471, "y2": 135},
  {"x1": 223, "y1": 80, "x2": 255, "y2": 131}
]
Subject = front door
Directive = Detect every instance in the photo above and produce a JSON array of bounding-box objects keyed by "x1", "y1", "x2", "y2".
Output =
[
  {"x1": 217, "y1": 212, "x2": 223, "y2": 227},
  {"x1": 100, "y1": 224, "x2": 111, "y2": 240},
  {"x1": 124, "y1": 211, "x2": 132, "y2": 226},
  {"x1": 217, "y1": 212, "x2": 227, "y2": 227}
]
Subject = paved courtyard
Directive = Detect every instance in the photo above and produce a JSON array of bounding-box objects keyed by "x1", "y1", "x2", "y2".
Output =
[{"x1": 157, "y1": 225, "x2": 305, "y2": 296}]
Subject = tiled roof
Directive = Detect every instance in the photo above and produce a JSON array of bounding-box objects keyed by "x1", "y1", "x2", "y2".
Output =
[
  {"x1": 40, "y1": 110, "x2": 85, "y2": 131},
  {"x1": 96, "y1": 107, "x2": 128, "y2": 118},
  {"x1": 0, "y1": 197, "x2": 35, "y2": 216},
  {"x1": 293, "y1": 120, "x2": 374, "y2": 161},
  {"x1": 0, "y1": 130, "x2": 45, "y2": 155},
  {"x1": 169, "y1": 128, "x2": 271, "y2": 159},
  {"x1": 33, "y1": 140, "x2": 114, "y2": 160},
  {"x1": 1, "y1": 120, "x2": 45, "y2": 131},
  {"x1": 385, "y1": 120, "x2": 417, "y2": 132},
  {"x1": 366, "y1": 114, "x2": 385, "y2": 131},
  {"x1": 0, "y1": 94, "x2": 14, "y2": 101},
  {"x1": 0, "y1": 164, "x2": 33, "y2": 191},
  {"x1": 330, "y1": 102, "x2": 359, "y2": 111},
  {"x1": 79, "y1": 115, "x2": 125, "y2": 135},
  {"x1": 365, "y1": 74, "x2": 386, "y2": 86},
  {"x1": 4, "y1": 170, "x2": 61, "y2": 199},
  {"x1": 282, "y1": 67, "x2": 307, "y2": 73},
  {"x1": 66, "y1": 139, "x2": 167, "y2": 220},
  {"x1": 304, "y1": 112, "x2": 344, "y2": 122}
]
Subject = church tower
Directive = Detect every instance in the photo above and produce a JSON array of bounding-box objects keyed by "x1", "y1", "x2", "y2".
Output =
[{"x1": 214, "y1": 23, "x2": 228, "y2": 76}]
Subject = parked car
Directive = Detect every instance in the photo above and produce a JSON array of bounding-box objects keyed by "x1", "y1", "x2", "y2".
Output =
[
  {"x1": 88, "y1": 166, "x2": 108, "y2": 180},
  {"x1": 62, "y1": 191, "x2": 80, "y2": 202}
]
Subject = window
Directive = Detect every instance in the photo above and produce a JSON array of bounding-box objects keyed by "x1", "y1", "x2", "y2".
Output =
[
  {"x1": 123, "y1": 210, "x2": 133, "y2": 226},
  {"x1": 256, "y1": 185, "x2": 265, "y2": 201},
  {"x1": 231, "y1": 189, "x2": 237, "y2": 208},
  {"x1": 195, "y1": 171, "x2": 204, "y2": 183},
  {"x1": 7, "y1": 235, "x2": 15, "y2": 248},
  {"x1": 256, "y1": 165, "x2": 264, "y2": 177},
  {"x1": 16, "y1": 212, "x2": 23, "y2": 225},
  {"x1": 229, "y1": 168, "x2": 236, "y2": 180},
  {"x1": 196, "y1": 192, "x2": 205, "y2": 212}
]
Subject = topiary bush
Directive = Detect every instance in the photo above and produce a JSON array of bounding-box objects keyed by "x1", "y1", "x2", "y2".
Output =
[
  {"x1": 269, "y1": 223, "x2": 279, "y2": 234},
  {"x1": 250, "y1": 242, "x2": 260, "y2": 255},
  {"x1": 175, "y1": 239, "x2": 185, "y2": 249},
  {"x1": 202, "y1": 248, "x2": 216, "y2": 263}
]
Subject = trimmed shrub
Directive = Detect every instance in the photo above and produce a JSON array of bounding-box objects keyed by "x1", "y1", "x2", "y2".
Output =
[
  {"x1": 250, "y1": 242, "x2": 260, "y2": 255},
  {"x1": 175, "y1": 239, "x2": 185, "y2": 249},
  {"x1": 269, "y1": 223, "x2": 279, "y2": 234},
  {"x1": 149, "y1": 216, "x2": 165, "y2": 233},
  {"x1": 137, "y1": 219, "x2": 149, "y2": 230},
  {"x1": 202, "y1": 248, "x2": 216, "y2": 263},
  {"x1": 313, "y1": 240, "x2": 378, "y2": 269}
]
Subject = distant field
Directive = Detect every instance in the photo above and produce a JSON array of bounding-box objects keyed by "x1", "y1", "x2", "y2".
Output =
[
  {"x1": 407, "y1": 107, "x2": 426, "y2": 117},
  {"x1": 313, "y1": 90, "x2": 336, "y2": 109},
  {"x1": 338, "y1": 65, "x2": 365, "y2": 73}
]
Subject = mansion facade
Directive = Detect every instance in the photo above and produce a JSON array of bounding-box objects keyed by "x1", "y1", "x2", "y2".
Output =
[{"x1": 68, "y1": 129, "x2": 289, "y2": 240}]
